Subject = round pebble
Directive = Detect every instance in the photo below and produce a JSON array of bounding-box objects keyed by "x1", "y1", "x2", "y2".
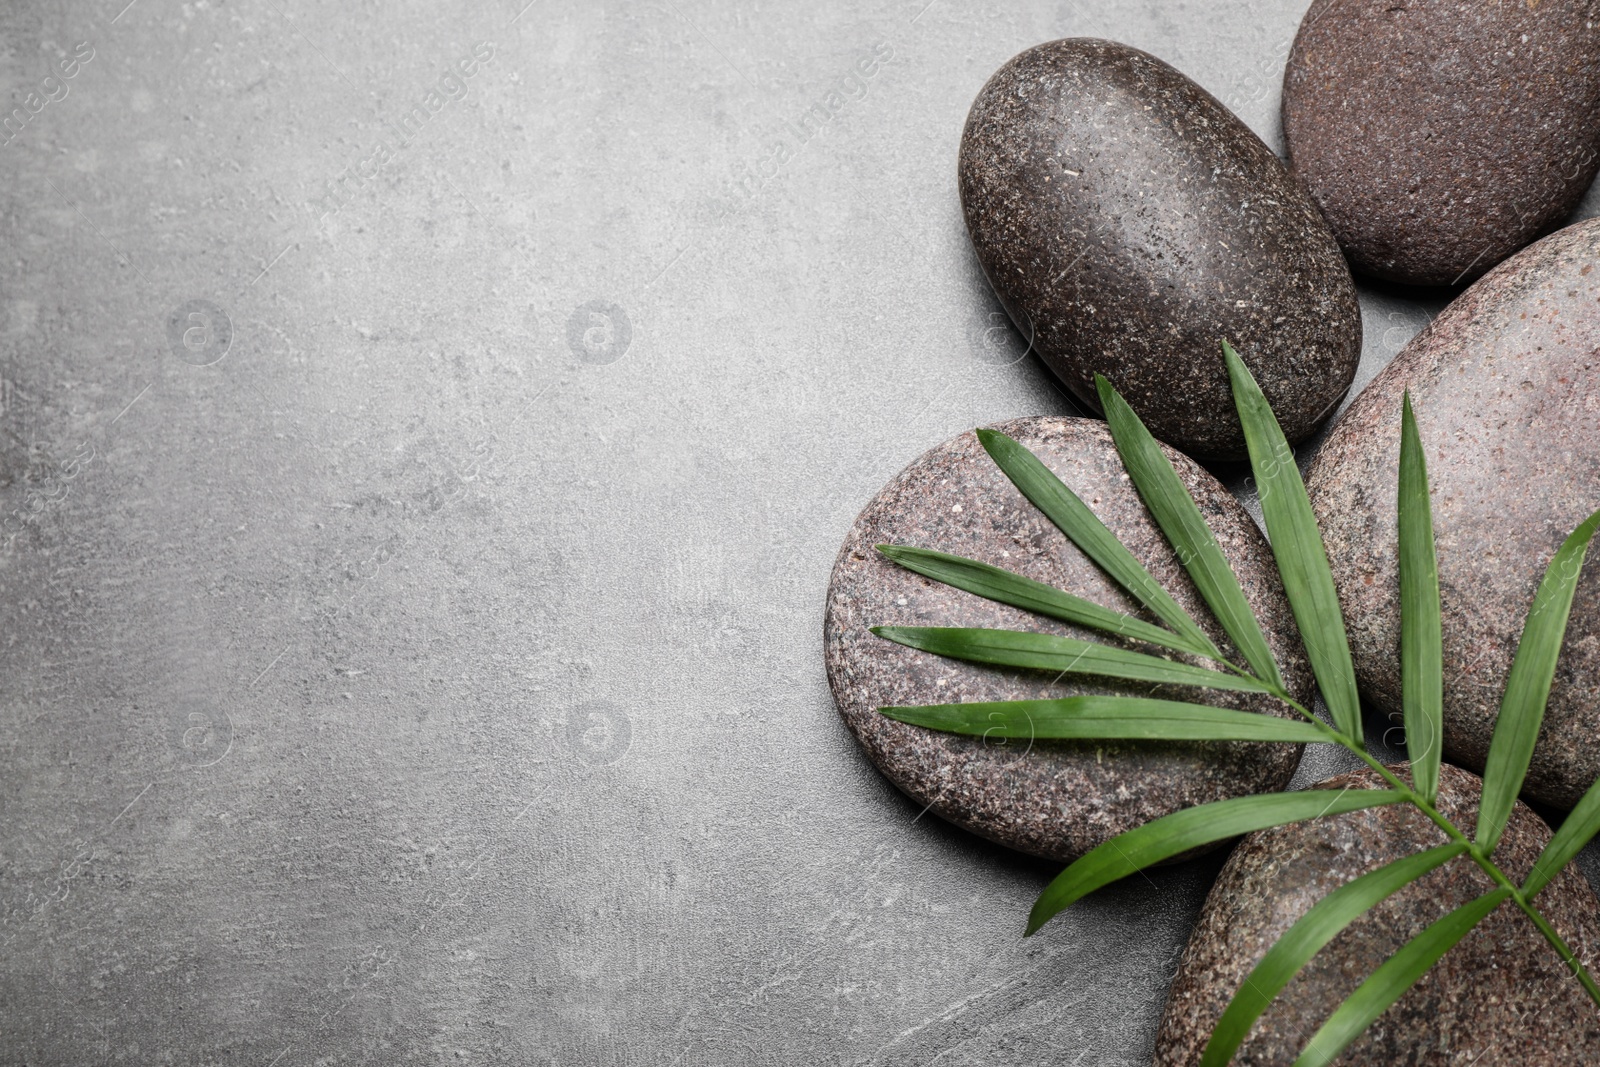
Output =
[
  {"x1": 824, "y1": 416, "x2": 1314, "y2": 863},
  {"x1": 1154, "y1": 763, "x2": 1600, "y2": 1065},
  {"x1": 1283, "y1": 0, "x2": 1600, "y2": 286},
  {"x1": 1307, "y1": 218, "x2": 1600, "y2": 810},
  {"x1": 959, "y1": 38, "x2": 1360, "y2": 460}
]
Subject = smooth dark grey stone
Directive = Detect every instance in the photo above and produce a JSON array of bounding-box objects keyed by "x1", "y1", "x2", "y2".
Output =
[
  {"x1": 1155, "y1": 764, "x2": 1600, "y2": 1066},
  {"x1": 1284, "y1": 0, "x2": 1600, "y2": 287},
  {"x1": 1306, "y1": 219, "x2": 1600, "y2": 810},
  {"x1": 959, "y1": 38, "x2": 1360, "y2": 461},
  {"x1": 824, "y1": 416, "x2": 1313, "y2": 863}
]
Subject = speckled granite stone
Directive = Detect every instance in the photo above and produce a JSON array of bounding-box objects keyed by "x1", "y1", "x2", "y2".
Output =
[
  {"x1": 1284, "y1": 0, "x2": 1600, "y2": 287},
  {"x1": 958, "y1": 38, "x2": 1360, "y2": 461},
  {"x1": 823, "y1": 417, "x2": 1314, "y2": 864},
  {"x1": 1306, "y1": 219, "x2": 1600, "y2": 810},
  {"x1": 1154, "y1": 763, "x2": 1600, "y2": 1066}
]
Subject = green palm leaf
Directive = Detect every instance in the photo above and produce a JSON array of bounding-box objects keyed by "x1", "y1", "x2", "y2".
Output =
[
  {"x1": 1097, "y1": 374, "x2": 1285, "y2": 690},
  {"x1": 870, "y1": 626, "x2": 1276, "y2": 694},
  {"x1": 1477, "y1": 508, "x2": 1600, "y2": 852},
  {"x1": 1027, "y1": 788, "x2": 1404, "y2": 936},
  {"x1": 976, "y1": 428, "x2": 1221, "y2": 659},
  {"x1": 875, "y1": 545, "x2": 1215, "y2": 659},
  {"x1": 1292, "y1": 888, "x2": 1512, "y2": 1067},
  {"x1": 1397, "y1": 394, "x2": 1444, "y2": 802},
  {"x1": 1200, "y1": 843, "x2": 1466, "y2": 1067},
  {"x1": 881, "y1": 695, "x2": 1331, "y2": 743},
  {"x1": 865, "y1": 386, "x2": 1600, "y2": 1050},
  {"x1": 1224, "y1": 342, "x2": 1363, "y2": 742}
]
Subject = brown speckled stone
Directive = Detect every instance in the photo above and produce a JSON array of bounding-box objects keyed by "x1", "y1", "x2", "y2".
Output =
[
  {"x1": 1154, "y1": 764, "x2": 1600, "y2": 1066},
  {"x1": 958, "y1": 38, "x2": 1360, "y2": 461},
  {"x1": 1284, "y1": 0, "x2": 1600, "y2": 287},
  {"x1": 1306, "y1": 219, "x2": 1600, "y2": 810},
  {"x1": 823, "y1": 417, "x2": 1314, "y2": 863}
]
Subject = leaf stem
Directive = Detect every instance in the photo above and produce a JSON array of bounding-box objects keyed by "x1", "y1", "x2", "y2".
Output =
[
  {"x1": 1268, "y1": 689, "x2": 1600, "y2": 1008},
  {"x1": 1511, "y1": 895, "x2": 1600, "y2": 1005}
]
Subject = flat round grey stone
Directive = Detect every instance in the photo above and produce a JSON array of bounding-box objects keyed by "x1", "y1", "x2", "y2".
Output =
[
  {"x1": 1306, "y1": 218, "x2": 1600, "y2": 810},
  {"x1": 1283, "y1": 0, "x2": 1600, "y2": 287},
  {"x1": 1154, "y1": 763, "x2": 1600, "y2": 1066},
  {"x1": 823, "y1": 416, "x2": 1313, "y2": 863},
  {"x1": 959, "y1": 38, "x2": 1360, "y2": 461}
]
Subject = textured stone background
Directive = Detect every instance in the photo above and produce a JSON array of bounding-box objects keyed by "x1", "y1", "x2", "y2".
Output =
[{"x1": 1, "y1": 2, "x2": 1597, "y2": 1065}]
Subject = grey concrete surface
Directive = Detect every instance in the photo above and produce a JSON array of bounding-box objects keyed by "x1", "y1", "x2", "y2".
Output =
[{"x1": 1, "y1": 2, "x2": 1596, "y2": 1065}]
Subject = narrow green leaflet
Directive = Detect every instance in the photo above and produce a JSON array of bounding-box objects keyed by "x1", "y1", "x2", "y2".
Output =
[
  {"x1": 1397, "y1": 394, "x2": 1443, "y2": 802},
  {"x1": 1292, "y1": 888, "x2": 1512, "y2": 1067},
  {"x1": 1224, "y1": 342, "x2": 1363, "y2": 742},
  {"x1": 881, "y1": 695, "x2": 1331, "y2": 744},
  {"x1": 875, "y1": 545, "x2": 1214, "y2": 659},
  {"x1": 1526, "y1": 773, "x2": 1600, "y2": 898},
  {"x1": 1477, "y1": 507, "x2": 1600, "y2": 852},
  {"x1": 976, "y1": 428, "x2": 1221, "y2": 659},
  {"x1": 1027, "y1": 788, "x2": 1404, "y2": 936},
  {"x1": 870, "y1": 627, "x2": 1275, "y2": 694},
  {"x1": 1097, "y1": 375, "x2": 1285, "y2": 690},
  {"x1": 1200, "y1": 843, "x2": 1466, "y2": 1067}
]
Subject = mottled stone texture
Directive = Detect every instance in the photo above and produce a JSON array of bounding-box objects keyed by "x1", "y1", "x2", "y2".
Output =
[
  {"x1": 1155, "y1": 764, "x2": 1600, "y2": 1065},
  {"x1": 959, "y1": 38, "x2": 1360, "y2": 461},
  {"x1": 824, "y1": 417, "x2": 1314, "y2": 863},
  {"x1": 1284, "y1": 0, "x2": 1600, "y2": 287},
  {"x1": 1306, "y1": 219, "x2": 1600, "y2": 810}
]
